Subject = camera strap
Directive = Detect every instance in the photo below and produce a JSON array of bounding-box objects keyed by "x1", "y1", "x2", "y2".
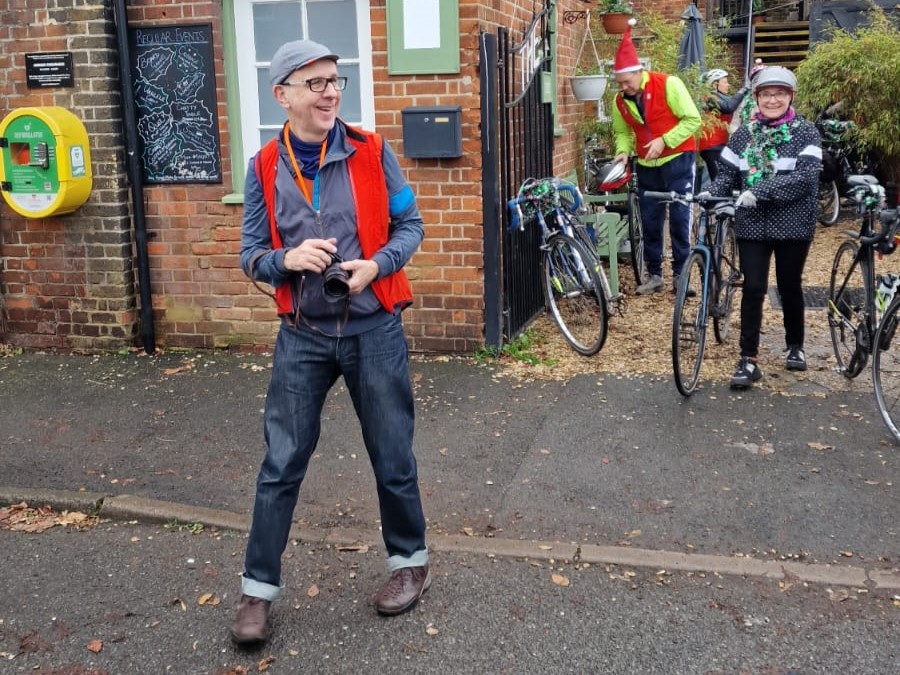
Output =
[{"x1": 292, "y1": 273, "x2": 350, "y2": 337}]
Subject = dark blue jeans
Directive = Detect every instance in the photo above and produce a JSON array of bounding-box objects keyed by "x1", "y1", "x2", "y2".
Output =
[
  {"x1": 637, "y1": 152, "x2": 697, "y2": 278},
  {"x1": 242, "y1": 316, "x2": 427, "y2": 601}
]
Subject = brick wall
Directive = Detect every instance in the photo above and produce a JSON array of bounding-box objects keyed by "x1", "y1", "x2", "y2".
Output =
[
  {"x1": 0, "y1": 0, "x2": 688, "y2": 354},
  {"x1": 0, "y1": 0, "x2": 137, "y2": 351}
]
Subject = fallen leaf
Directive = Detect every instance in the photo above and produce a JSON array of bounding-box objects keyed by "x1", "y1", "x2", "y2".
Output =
[
  {"x1": 461, "y1": 527, "x2": 475, "y2": 537},
  {"x1": 839, "y1": 551, "x2": 854, "y2": 558},
  {"x1": 625, "y1": 529, "x2": 641, "y2": 539},
  {"x1": 307, "y1": 584, "x2": 319, "y2": 598},
  {"x1": 425, "y1": 623, "x2": 439, "y2": 636},
  {"x1": 439, "y1": 448, "x2": 448, "y2": 456},
  {"x1": 808, "y1": 442, "x2": 834, "y2": 451},
  {"x1": 538, "y1": 545, "x2": 553, "y2": 551},
  {"x1": 86, "y1": 639, "x2": 103, "y2": 653},
  {"x1": 198, "y1": 593, "x2": 220, "y2": 606},
  {"x1": 551, "y1": 573, "x2": 570, "y2": 587},
  {"x1": 258, "y1": 655, "x2": 276, "y2": 671}
]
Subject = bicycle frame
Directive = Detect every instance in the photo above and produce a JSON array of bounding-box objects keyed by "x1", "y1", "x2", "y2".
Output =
[{"x1": 827, "y1": 175, "x2": 895, "y2": 377}]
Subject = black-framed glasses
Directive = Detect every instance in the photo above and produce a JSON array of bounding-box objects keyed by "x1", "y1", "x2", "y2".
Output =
[{"x1": 282, "y1": 76, "x2": 348, "y2": 93}]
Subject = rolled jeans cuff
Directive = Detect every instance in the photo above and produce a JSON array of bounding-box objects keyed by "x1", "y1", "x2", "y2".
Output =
[
  {"x1": 388, "y1": 547, "x2": 428, "y2": 572},
  {"x1": 241, "y1": 574, "x2": 284, "y2": 602}
]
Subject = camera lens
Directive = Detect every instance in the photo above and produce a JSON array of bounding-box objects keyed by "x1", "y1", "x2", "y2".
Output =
[{"x1": 322, "y1": 255, "x2": 350, "y2": 303}]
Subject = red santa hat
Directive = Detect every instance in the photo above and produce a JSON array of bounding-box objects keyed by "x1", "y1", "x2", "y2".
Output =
[{"x1": 612, "y1": 19, "x2": 642, "y2": 74}]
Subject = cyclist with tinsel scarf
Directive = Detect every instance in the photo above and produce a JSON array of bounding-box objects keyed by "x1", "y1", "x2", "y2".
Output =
[{"x1": 700, "y1": 66, "x2": 822, "y2": 390}]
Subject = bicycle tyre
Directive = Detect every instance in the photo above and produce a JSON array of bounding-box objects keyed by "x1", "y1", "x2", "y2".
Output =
[
  {"x1": 672, "y1": 250, "x2": 708, "y2": 396},
  {"x1": 817, "y1": 179, "x2": 840, "y2": 226},
  {"x1": 873, "y1": 295, "x2": 900, "y2": 442},
  {"x1": 542, "y1": 233, "x2": 609, "y2": 356},
  {"x1": 628, "y1": 191, "x2": 645, "y2": 285},
  {"x1": 828, "y1": 240, "x2": 870, "y2": 378},
  {"x1": 713, "y1": 217, "x2": 740, "y2": 343}
]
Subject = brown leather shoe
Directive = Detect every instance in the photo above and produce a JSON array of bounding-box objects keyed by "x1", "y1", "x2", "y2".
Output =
[
  {"x1": 231, "y1": 594, "x2": 271, "y2": 646},
  {"x1": 374, "y1": 564, "x2": 432, "y2": 616}
]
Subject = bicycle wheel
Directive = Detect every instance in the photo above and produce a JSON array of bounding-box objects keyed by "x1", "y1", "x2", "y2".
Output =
[
  {"x1": 627, "y1": 191, "x2": 645, "y2": 284},
  {"x1": 828, "y1": 240, "x2": 870, "y2": 378},
  {"x1": 713, "y1": 217, "x2": 740, "y2": 343},
  {"x1": 873, "y1": 296, "x2": 900, "y2": 442},
  {"x1": 672, "y1": 250, "x2": 708, "y2": 396},
  {"x1": 542, "y1": 233, "x2": 609, "y2": 356},
  {"x1": 817, "y1": 179, "x2": 840, "y2": 226}
]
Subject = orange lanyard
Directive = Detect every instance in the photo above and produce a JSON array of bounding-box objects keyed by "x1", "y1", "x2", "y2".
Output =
[{"x1": 283, "y1": 125, "x2": 327, "y2": 206}]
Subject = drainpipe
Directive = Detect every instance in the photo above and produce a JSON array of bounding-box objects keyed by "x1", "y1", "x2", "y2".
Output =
[{"x1": 112, "y1": 0, "x2": 156, "y2": 354}]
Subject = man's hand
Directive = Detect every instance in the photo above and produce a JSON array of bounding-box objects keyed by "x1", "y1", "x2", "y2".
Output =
[
  {"x1": 341, "y1": 258, "x2": 380, "y2": 295},
  {"x1": 642, "y1": 137, "x2": 666, "y2": 160},
  {"x1": 613, "y1": 152, "x2": 629, "y2": 165},
  {"x1": 735, "y1": 190, "x2": 757, "y2": 208},
  {"x1": 283, "y1": 238, "x2": 338, "y2": 273}
]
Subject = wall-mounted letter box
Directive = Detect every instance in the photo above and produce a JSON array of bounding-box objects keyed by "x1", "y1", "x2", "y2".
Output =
[
  {"x1": 401, "y1": 106, "x2": 462, "y2": 159},
  {"x1": 0, "y1": 106, "x2": 92, "y2": 218}
]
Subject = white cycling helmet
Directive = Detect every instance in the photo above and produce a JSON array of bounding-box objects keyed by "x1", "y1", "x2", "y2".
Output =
[
  {"x1": 705, "y1": 68, "x2": 728, "y2": 86},
  {"x1": 753, "y1": 65, "x2": 797, "y2": 94}
]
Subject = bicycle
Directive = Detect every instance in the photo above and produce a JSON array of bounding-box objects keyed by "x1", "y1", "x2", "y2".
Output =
[
  {"x1": 584, "y1": 152, "x2": 645, "y2": 286},
  {"x1": 508, "y1": 177, "x2": 617, "y2": 355},
  {"x1": 827, "y1": 175, "x2": 897, "y2": 380},
  {"x1": 643, "y1": 190, "x2": 741, "y2": 396},
  {"x1": 816, "y1": 116, "x2": 875, "y2": 226},
  {"x1": 873, "y1": 213, "x2": 900, "y2": 442}
]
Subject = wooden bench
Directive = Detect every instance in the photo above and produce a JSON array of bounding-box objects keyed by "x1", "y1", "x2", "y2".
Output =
[{"x1": 563, "y1": 172, "x2": 632, "y2": 297}]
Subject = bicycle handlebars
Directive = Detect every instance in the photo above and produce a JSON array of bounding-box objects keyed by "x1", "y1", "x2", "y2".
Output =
[{"x1": 642, "y1": 190, "x2": 735, "y2": 206}]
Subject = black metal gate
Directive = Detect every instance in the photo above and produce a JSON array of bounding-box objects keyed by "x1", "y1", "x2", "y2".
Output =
[{"x1": 481, "y1": 7, "x2": 555, "y2": 349}]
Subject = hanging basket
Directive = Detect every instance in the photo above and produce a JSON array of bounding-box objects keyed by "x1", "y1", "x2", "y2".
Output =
[
  {"x1": 570, "y1": 74, "x2": 608, "y2": 101},
  {"x1": 601, "y1": 13, "x2": 632, "y2": 35}
]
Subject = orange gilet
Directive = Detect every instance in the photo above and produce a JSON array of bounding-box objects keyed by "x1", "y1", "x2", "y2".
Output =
[
  {"x1": 615, "y1": 71, "x2": 697, "y2": 159},
  {"x1": 255, "y1": 125, "x2": 414, "y2": 316}
]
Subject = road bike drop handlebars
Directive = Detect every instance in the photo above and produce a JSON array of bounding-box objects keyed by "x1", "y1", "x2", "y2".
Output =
[
  {"x1": 507, "y1": 178, "x2": 585, "y2": 232},
  {"x1": 844, "y1": 175, "x2": 899, "y2": 250},
  {"x1": 641, "y1": 190, "x2": 736, "y2": 209}
]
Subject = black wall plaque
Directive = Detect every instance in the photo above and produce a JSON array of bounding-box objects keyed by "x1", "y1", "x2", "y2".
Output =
[
  {"x1": 128, "y1": 24, "x2": 222, "y2": 184},
  {"x1": 26, "y1": 52, "x2": 74, "y2": 88}
]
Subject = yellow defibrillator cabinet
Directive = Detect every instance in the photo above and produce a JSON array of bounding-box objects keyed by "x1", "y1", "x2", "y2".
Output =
[{"x1": 0, "y1": 107, "x2": 92, "y2": 218}]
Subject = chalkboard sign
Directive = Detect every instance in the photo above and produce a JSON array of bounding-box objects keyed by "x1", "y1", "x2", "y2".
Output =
[{"x1": 128, "y1": 24, "x2": 222, "y2": 184}]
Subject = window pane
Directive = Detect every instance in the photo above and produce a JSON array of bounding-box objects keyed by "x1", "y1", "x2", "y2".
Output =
[
  {"x1": 258, "y1": 70, "x2": 285, "y2": 126},
  {"x1": 259, "y1": 126, "x2": 280, "y2": 150},
  {"x1": 253, "y1": 1, "x2": 302, "y2": 61},
  {"x1": 308, "y1": 0, "x2": 358, "y2": 58},
  {"x1": 337, "y1": 63, "x2": 360, "y2": 124}
]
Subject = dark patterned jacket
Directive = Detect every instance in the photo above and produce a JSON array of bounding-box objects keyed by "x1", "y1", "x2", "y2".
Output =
[{"x1": 709, "y1": 116, "x2": 822, "y2": 241}]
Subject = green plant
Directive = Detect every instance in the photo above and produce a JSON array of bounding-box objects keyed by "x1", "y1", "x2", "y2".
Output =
[
  {"x1": 474, "y1": 329, "x2": 556, "y2": 366},
  {"x1": 596, "y1": 0, "x2": 635, "y2": 15},
  {"x1": 795, "y1": 8, "x2": 900, "y2": 184},
  {"x1": 752, "y1": 0, "x2": 765, "y2": 14},
  {"x1": 164, "y1": 518, "x2": 205, "y2": 534}
]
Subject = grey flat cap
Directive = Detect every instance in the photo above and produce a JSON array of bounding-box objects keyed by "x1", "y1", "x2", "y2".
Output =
[{"x1": 269, "y1": 39, "x2": 339, "y2": 86}]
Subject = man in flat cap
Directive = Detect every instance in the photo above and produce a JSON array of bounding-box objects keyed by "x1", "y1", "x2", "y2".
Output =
[{"x1": 233, "y1": 38, "x2": 429, "y2": 646}]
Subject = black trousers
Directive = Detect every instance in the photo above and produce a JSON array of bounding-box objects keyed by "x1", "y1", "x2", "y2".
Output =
[{"x1": 737, "y1": 238, "x2": 812, "y2": 358}]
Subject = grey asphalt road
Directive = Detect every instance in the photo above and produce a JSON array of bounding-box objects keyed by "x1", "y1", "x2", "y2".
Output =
[
  {"x1": 0, "y1": 351, "x2": 898, "y2": 673},
  {"x1": 1, "y1": 520, "x2": 897, "y2": 675}
]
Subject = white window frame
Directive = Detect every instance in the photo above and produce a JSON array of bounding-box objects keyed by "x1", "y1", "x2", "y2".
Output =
[{"x1": 231, "y1": 0, "x2": 375, "y2": 179}]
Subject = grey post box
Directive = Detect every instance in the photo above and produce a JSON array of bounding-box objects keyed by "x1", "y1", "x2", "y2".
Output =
[{"x1": 401, "y1": 106, "x2": 462, "y2": 159}]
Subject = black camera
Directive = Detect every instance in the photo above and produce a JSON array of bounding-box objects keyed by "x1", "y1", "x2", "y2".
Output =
[{"x1": 322, "y1": 253, "x2": 350, "y2": 303}]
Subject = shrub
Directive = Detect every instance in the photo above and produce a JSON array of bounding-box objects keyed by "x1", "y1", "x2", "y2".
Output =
[{"x1": 795, "y1": 8, "x2": 900, "y2": 183}]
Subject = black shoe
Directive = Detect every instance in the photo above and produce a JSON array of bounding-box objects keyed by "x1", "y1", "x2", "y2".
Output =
[
  {"x1": 730, "y1": 356, "x2": 763, "y2": 389},
  {"x1": 785, "y1": 345, "x2": 807, "y2": 371}
]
